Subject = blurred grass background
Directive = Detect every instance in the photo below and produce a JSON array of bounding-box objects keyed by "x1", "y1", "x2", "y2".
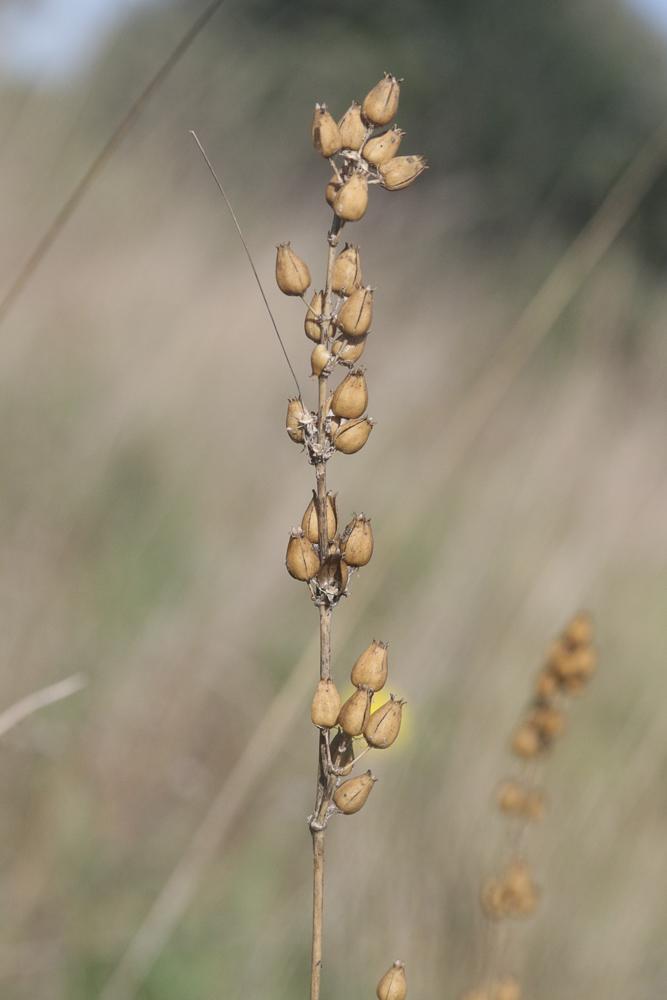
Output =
[{"x1": 1, "y1": 0, "x2": 667, "y2": 998}]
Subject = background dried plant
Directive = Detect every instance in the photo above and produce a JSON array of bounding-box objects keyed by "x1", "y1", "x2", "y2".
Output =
[{"x1": 1, "y1": 2, "x2": 667, "y2": 999}]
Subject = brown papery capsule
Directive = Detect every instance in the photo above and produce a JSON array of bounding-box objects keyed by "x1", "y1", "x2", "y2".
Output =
[
  {"x1": 304, "y1": 290, "x2": 325, "y2": 343},
  {"x1": 511, "y1": 722, "x2": 541, "y2": 759},
  {"x1": 301, "y1": 491, "x2": 337, "y2": 544},
  {"x1": 335, "y1": 417, "x2": 374, "y2": 455},
  {"x1": 332, "y1": 334, "x2": 367, "y2": 364},
  {"x1": 311, "y1": 678, "x2": 341, "y2": 728},
  {"x1": 379, "y1": 155, "x2": 428, "y2": 191},
  {"x1": 286, "y1": 397, "x2": 309, "y2": 444},
  {"x1": 376, "y1": 960, "x2": 407, "y2": 1000},
  {"x1": 530, "y1": 705, "x2": 566, "y2": 740},
  {"x1": 330, "y1": 730, "x2": 355, "y2": 775},
  {"x1": 338, "y1": 101, "x2": 367, "y2": 150},
  {"x1": 363, "y1": 72, "x2": 401, "y2": 126},
  {"x1": 337, "y1": 286, "x2": 373, "y2": 336},
  {"x1": 351, "y1": 639, "x2": 388, "y2": 691},
  {"x1": 563, "y1": 610, "x2": 593, "y2": 648},
  {"x1": 331, "y1": 368, "x2": 368, "y2": 419},
  {"x1": 363, "y1": 126, "x2": 404, "y2": 166},
  {"x1": 311, "y1": 344, "x2": 332, "y2": 376},
  {"x1": 325, "y1": 175, "x2": 342, "y2": 208},
  {"x1": 275, "y1": 242, "x2": 311, "y2": 296},
  {"x1": 316, "y1": 554, "x2": 349, "y2": 596},
  {"x1": 338, "y1": 685, "x2": 372, "y2": 736},
  {"x1": 333, "y1": 769, "x2": 376, "y2": 814},
  {"x1": 342, "y1": 513, "x2": 374, "y2": 566},
  {"x1": 331, "y1": 243, "x2": 362, "y2": 295},
  {"x1": 285, "y1": 528, "x2": 320, "y2": 581},
  {"x1": 333, "y1": 173, "x2": 369, "y2": 222},
  {"x1": 365, "y1": 694, "x2": 404, "y2": 749},
  {"x1": 311, "y1": 103, "x2": 342, "y2": 157}
]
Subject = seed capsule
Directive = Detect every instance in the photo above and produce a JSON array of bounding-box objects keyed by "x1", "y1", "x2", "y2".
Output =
[
  {"x1": 312, "y1": 103, "x2": 342, "y2": 157},
  {"x1": 301, "y1": 491, "x2": 337, "y2": 544},
  {"x1": 285, "y1": 528, "x2": 320, "y2": 581},
  {"x1": 304, "y1": 290, "x2": 325, "y2": 343},
  {"x1": 331, "y1": 368, "x2": 368, "y2": 419},
  {"x1": 286, "y1": 397, "x2": 310, "y2": 444},
  {"x1": 511, "y1": 722, "x2": 541, "y2": 758},
  {"x1": 365, "y1": 694, "x2": 404, "y2": 749},
  {"x1": 338, "y1": 101, "x2": 367, "y2": 150},
  {"x1": 351, "y1": 639, "x2": 388, "y2": 691},
  {"x1": 362, "y1": 73, "x2": 401, "y2": 126},
  {"x1": 335, "y1": 417, "x2": 374, "y2": 454},
  {"x1": 563, "y1": 611, "x2": 593, "y2": 648},
  {"x1": 363, "y1": 126, "x2": 404, "y2": 166},
  {"x1": 535, "y1": 669, "x2": 558, "y2": 701},
  {"x1": 330, "y1": 730, "x2": 355, "y2": 775},
  {"x1": 311, "y1": 344, "x2": 332, "y2": 376},
  {"x1": 325, "y1": 175, "x2": 342, "y2": 207},
  {"x1": 379, "y1": 155, "x2": 428, "y2": 191},
  {"x1": 338, "y1": 685, "x2": 372, "y2": 736},
  {"x1": 341, "y1": 514, "x2": 374, "y2": 566},
  {"x1": 333, "y1": 173, "x2": 369, "y2": 222},
  {"x1": 275, "y1": 242, "x2": 311, "y2": 296},
  {"x1": 529, "y1": 705, "x2": 566, "y2": 741},
  {"x1": 332, "y1": 335, "x2": 367, "y2": 364},
  {"x1": 331, "y1": 243, "x2": 362, "y2": 295},
  {"x1": 316, "y1": 553, "x2": 350, "y2": 596},
  {"x1": 333, "y1": 769, "x2": 376, "y2": 814},
  {"x1": 497, "y1": 780, "x2": 526, "y2": 816},
  {"x1": 337, "y1": 286, "x2": 373, "y2": 336},
  {"x1": 376, "y1": 960, "x2": 407, "y2": 1000},
  {"x1": 311, "y1": 679, "x2": 341, "y2": 728}
]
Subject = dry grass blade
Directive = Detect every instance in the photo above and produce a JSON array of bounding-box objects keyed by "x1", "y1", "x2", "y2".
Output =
[
  {"x1": 96, "y1": 110, "x2": 667, "y2": 1000},
  {"x1": 0, "y1": 0, "x2": 228, "y2": 327},
  {"x1": 0, "y1": 674, "x2": 87, "y2": 738}
]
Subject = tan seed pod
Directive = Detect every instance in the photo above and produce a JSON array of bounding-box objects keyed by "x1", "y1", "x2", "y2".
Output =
[
  {"x1": 559, "y1": 673, "x2": 588, "y2": 696},
  {"x1": 492, "y1": 977, "x2": 521, "y2": 1000},
  {"x1": 535, "y1": 668, "x2": 558, "y2": 700},
  {"x1": 333, "y1": 769, "x2": 376, "y2": 814},
  {"x1": 330, "y1": 731, "x2": 355, "y2": 775},
  {"x1": 563, "y1": 610, "x2": 593, "y2": 648},
  {"x1": 364, "y1": 694, "x2": 404, "y2": 749},
  {"x1": 325, "y1": 175, "x2": 342, "y2": 207},
  {"x1": 338, "y1": 685, "x2": 372, "y2": 736},
  {"x1": 275, "y1": 242, "x2": 311, "y2": 296},
  {"x1": 530, "y1": 705, "x2": 566, "y2": 740},
  {"x1": 331, "y1": 243, "x2": 362, "y2": 295},
  {"x1": 333, "y1": 173, "x2": 369, "y2": 222},
  {"x1": 497, "y1": 780, "x2": 526, "y2": 816},
  {"x1": 363, "y1": 126, "x2": 404, "y2": 166},
  {"x1": 332, "y1": 334, "x2": 367, "y2": 364},
  {"x1": 376, "y1": 960, "x2": 407, "y2": 1000},
  {"x1": 341, "y1": 513, "x2": 374, "y2": 566},
  {"x1": 571, "y1": 645, "x2": 597, "y2": 677},
  {"x1": 286, "y1": 397, "x2": 310, "y2": 444},
  {"x1": 311, "y1": 344, "x2": 332, "y2": 376},
  {"x1": 336, "y1": 286, "x2": 373, "y2": 336},
  {"x1": 311, "y1": 103, "x2": 342, "y2": 157},
  {"x1": 331, "y1": 368, "x2": 368, "y2": 419},
  {"x1": 301, "y1": 491, "x2": 337, "y2": 544},
  {"x1": 304, "y1": 290, "x2": 325, "y2": 343},
  {"x1": 362, "y1": 72, "x2": 401, "y2": 126},
  {"x1": 351, "y1": 639, "x2": 388, "y2": 691},
  {"x1": 338, "y1": 101, "x2": 367, "y2": 150},
  {"x1": 511, "y1": 722, "x2": 541, "y2": 758},
  {"x1": 285, "y1": 528, "x2": 320, "y2": 581},
  {"x1": 379, "y1": 155, "x2": 428, "y2": 191},
  {"x1": 311, "y1": 678, "x2": 341, "y2": 728},
  {"x1": 335, "y1": 417, "x2": 374, "y2": 455}
]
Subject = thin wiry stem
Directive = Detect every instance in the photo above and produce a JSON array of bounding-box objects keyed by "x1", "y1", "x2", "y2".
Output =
[
  {"x1": 0, "y1": 0, "x2": 229, "y2": 328},
  {"x1": 190, "y1": 131, "x2": 302, "y2": 397},
  {"x1": 0, "y1": 674, "x2": 86, "y2": 738}
]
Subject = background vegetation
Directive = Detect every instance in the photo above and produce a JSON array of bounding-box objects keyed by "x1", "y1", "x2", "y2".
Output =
[{"x1": 1, "y1": 1, "x2": 666, "y2": 997}]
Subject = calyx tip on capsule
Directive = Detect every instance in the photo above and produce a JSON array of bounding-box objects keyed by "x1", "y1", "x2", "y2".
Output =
[
  {"x1": 362, "y1": 72, "x2": 401, "y2": 127},
  {"x1": 376, "y1": 959, "x2": 407, "y2": 1000},
  {"x1": 311, "y1": 102, "x2": 343, "y2": 157},
  {"x1": 275, "y1": 242, "x2": 311, "y2": 295},
  {"x1": 333, "y1": 769, "x2": 376, "y2": 814}
]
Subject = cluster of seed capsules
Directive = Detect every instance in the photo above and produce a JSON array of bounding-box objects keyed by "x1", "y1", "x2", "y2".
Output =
[{"x1": 463, "y1": 613, "x2": 598, "y2": 1000}]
